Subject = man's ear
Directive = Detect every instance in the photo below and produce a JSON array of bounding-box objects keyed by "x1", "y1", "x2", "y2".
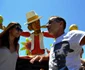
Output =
[
  {"x1": 59, "y1": 21, "x2": 64, "y2": 28},
  {"x1": 60, "y1": 21, "x2": 63, "y2": 25}
]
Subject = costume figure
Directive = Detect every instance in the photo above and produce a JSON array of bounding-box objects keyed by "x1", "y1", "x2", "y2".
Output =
[
  {"x1": 0, "y1": 15, "x2": 5, "y2": 30},
  {"x1": 69, "y1": 24, "x2": 78, "y2": 31},
  {"x1": 21, "y1": 11, "x2": 54, "y2": 55}
]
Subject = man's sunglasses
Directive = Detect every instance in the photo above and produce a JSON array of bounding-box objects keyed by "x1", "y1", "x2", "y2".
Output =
[
  {"x1": 47, "y1": 19, "x2": 61, "y2": 25},
  {"x1": 15, "y1": 27, "x2": 23, "y2": 32}
]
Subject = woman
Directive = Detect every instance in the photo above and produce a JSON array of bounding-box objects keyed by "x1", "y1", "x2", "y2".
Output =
[{"x1": 0, "y1": 22, "x2": 22, "y2": 70}]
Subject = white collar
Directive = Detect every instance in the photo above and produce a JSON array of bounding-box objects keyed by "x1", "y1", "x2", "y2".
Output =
[{"x1": 55, "y1": 33, "x2": 66, "y2": 44}]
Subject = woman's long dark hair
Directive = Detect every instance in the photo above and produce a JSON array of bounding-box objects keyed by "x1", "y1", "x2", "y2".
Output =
[{"x1": 0, "y1": 23, "x2": 21, "y2": 50}]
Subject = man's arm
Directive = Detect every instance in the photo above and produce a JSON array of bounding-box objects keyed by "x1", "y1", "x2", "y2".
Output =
[
  {"x1": 80, "y1": 36, "x2": 85, "y2": 45},
  {"x1": 81, "y1": 58, "x2": 85, "y2": 65}
]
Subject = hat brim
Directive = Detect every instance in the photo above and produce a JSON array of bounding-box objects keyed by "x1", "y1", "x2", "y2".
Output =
[
  {"x1": 0, "y1": 23, "x2": 17, "y2": 37},
  {"x1": 24, "y1": 16, "x2": 42, "y2": 25}
]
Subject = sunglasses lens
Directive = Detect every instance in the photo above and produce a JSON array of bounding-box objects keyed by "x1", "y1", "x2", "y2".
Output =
[{"x1": 16, "y1": 27, "x2": 23, "y2": 32}]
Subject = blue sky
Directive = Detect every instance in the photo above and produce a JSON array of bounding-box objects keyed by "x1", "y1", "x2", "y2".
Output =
[{"x1": 0, "y1": 0, "x2": 85, "y2": 58}]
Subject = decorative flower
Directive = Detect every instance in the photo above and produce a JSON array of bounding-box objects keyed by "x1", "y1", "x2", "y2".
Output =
[{"x1": 20, "y1": 38, "x2": 31, "y2": 55}]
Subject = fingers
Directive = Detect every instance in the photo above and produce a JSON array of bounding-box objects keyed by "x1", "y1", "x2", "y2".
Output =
[
  {"x1": 39, "y1": 55, "x2": 45, "y2": 62},
  {"x1": 45, "y1": 48, "x2": 50, "y2": 54},
  {"x1": 30, "y1": 55, "x2": 39, "y2": 64},
  {"x1": 30, "y1": 55, "x2": 45, "y2": 63},
  {"x1": 39, "y1": 56, "x2": 43, "y2": 62},
  {"x1": 30, "y1": 58, "x2": 35, "y2": 64}
]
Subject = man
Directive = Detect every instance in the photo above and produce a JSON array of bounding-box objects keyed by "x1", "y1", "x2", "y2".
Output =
[{"x1": 30, "y1": 16, "x2": 85, "y2": 70}]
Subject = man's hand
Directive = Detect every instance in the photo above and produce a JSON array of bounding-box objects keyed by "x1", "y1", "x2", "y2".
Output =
[
  {"x1": 30, "y1": 55, "x2": 49, "y2": 64},
  {"x1": 30, "y1": 55, "x2": 40, "y2": 64}
]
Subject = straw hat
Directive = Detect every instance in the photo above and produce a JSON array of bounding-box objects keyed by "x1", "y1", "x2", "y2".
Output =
[
  {"x1": 69, "y1": 24, "x2": 78, "y2": 31},
  {"x1": 25, "y1": 11, "x2": 42, "y2": 24},
  {"x1": 0, "y1": 22, "x2": 21, "y2": 37}
]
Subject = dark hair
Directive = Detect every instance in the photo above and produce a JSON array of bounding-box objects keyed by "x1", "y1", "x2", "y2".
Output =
[
  {"x1": 50, "y1": 16, "x2": 66, "y2": 30},
  {"x1": 0, "y1": 22, "x2": 21, "y2": 50}
]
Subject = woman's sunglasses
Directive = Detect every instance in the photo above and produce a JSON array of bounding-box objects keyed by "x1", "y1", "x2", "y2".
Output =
[{"x1": 15, "y1": 27, "x2": 23, "y2": 32}]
